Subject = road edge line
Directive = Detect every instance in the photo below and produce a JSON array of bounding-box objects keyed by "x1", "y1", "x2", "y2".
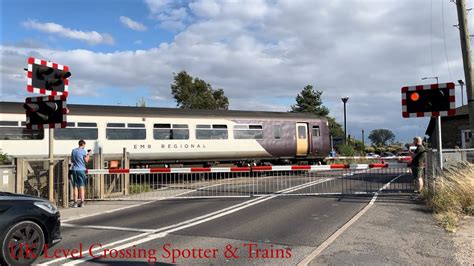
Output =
[{"x1": 297, "y1": 173, "x2": 405, "y2": 266}]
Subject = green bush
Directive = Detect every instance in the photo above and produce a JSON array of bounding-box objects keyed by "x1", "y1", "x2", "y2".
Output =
[
  {"x1": 129, "y1": 184, "x2": 151, "y2": 194},
  {"x1": 435, "y1": 211, "x2": 459, "y2": 233},
  {"x1": 336, "y1": 144, "x2": 356, "y2": 156},
  {"x1": 0, "y1": 153, "x2": 11, "y2": 165}
]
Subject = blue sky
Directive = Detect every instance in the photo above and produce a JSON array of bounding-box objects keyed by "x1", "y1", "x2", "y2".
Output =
[
  {"x1": 1, "y1": 0, "x2": 469, "y2": 143},
  {"x1": 3, "y1": 0, "x2": 174, "y2": 52}
]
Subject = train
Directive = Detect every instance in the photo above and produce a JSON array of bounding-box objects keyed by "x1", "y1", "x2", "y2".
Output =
[{"x1": 0, "y1": 102, "x2": 331, "y2": 166}]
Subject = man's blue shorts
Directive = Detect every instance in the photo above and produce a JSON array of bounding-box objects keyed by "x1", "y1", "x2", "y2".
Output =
[{"x1": 71, "y1": 170, "x2": 87, "y2": 187}]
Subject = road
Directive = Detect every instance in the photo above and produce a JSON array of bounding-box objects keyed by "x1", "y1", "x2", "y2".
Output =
[{"x1": 36, "y1": 171, "x2": 410, "y2": 265}]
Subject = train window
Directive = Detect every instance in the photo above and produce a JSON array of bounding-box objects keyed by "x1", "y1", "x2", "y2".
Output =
[
  {"x1": 249, "y1": 125, "x2": 262, "y2": 130},
  {"x1": 154, "y1": 124, "x2": 170, "y2": 129},
  {"x1": 0, "y1": 127, "x2": 44, "y2": 140},
  {"x1": 54, "y1": 128, "x2": 98, "y2": 140},
  {"x1": 107, "y1": 123, "x2": 125, "y2": 128},
  {"x1": 67, "y1": 122, "x2": 75, "y2": 127},
  {"x1": 0, "y1": 121, "x2": 19, "y2": 126},
  {"x1": 234, "y1": 125, "x2": 247, "y2": 130},
  {"x1": 273, "y1": 125, "x2": 281, "y2": 140},
  {"x1": 298, "y1": 126, "x2": 307, "y2": 139},
  {"x1": 213, "y1": 124, "x2": 227, "y2": 129},
  {"x1": 196, "y1": 124, "x2": 228, "y2": 140},
  {"x1": 312, "y1": 126, "x2": 321, "y2": 137},
  {"x1": 196, "y1": 124, "x2": 211, "y2": 129},
  {"x1": 106, "y1": 128, "x2": 146, "y2": 140},
  {"x1": 128, "y1": 123, "x2": 145, "y2": 128},
  {"x1": 153, "y1": 123, "x2": 189, "y2": 140},
  {"x1": 78, "y1": 122, "x2": 97, "y2": 127},
  {"x1": 234, "y1": 124, "x2": 263, "y2": 140}
]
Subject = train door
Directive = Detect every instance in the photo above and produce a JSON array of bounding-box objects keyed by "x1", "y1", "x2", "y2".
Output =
[{"x1": 296, "y1": 123, "x2": 309, "y2": 156}]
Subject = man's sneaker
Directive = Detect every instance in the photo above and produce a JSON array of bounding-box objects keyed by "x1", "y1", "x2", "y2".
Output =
[
  {"x1": 78, "y1": 200, "x2": 84, "y2": 208},
  {"x1": 72, "y1": 201, "x2": 79, "y2": 208}
]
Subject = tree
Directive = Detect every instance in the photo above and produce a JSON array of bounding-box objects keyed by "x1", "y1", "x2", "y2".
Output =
[
  {"x1": 327, "y1": 116, "x2": 344, "y2": 138},
  {"x1": 291, "y1": 85, "x2": 329, "y2": 116},
  {"x1": 171, "y1": 71, "x2": 229, "y2": 110},
  {"x1": 368, "y1": 129, "x2": 395, "y2": 146},
  {"x1": 290, "y1": 85, "x2": 343, "y2": 137},
  {"x1": 136, "y1": 97, "x2": 146, "y2": 107}
]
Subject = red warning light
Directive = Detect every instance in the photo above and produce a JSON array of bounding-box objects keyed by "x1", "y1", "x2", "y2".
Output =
[{"x1": 410, "y1": 92, "x2": 420, "y2": 101}]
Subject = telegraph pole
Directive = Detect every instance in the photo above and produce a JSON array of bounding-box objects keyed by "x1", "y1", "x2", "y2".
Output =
[{"x1": 456, "y1": 0, "x2": 474, "y2": 147}]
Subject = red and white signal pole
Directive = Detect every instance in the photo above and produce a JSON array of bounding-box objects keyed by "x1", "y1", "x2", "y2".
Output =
[{"x1": 25, "y1": 58, "x2": 71, "y2": 202}]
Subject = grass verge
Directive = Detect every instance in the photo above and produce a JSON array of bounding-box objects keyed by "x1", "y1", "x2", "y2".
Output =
[
  {"x1": 424, "y1": 162, "x2": 474, "y2": 232},
  {"x1": 129, "y1": 184, "x2": 152, "y2": 194}
]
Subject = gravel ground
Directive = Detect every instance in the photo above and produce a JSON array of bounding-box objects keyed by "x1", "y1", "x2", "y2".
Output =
[
  {"x1": 310, "y1": 195, "x2": 460, "y2": 265},
  {"x1": 453, "y1": 216, "x2": 474, "y2": 265}
]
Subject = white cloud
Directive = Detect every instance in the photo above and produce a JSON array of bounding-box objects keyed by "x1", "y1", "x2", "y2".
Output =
[
  {"x1": 120, "y1": 16, "x2": 148, "y2": 31},
  {"x1": 3, "y1": 0, "x2": 465, "y2": 142},
  {"x1": 189, "y1": 0, "x2": 220, "y2": 18},
  {"x1": 145, "y1": 0, "x2": 190, "y2": 31},
  {"x1": 22, "y1": 19, "x2": 114, "y2": 45},
  {"x1": 144, "y1": 0, "x2": 173, "y2": 14}
]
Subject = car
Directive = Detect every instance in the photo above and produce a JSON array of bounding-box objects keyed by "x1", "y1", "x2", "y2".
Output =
[
  {"x1": 397, "y1": 151, "x2": 413, "y2": 163},
  {"x1": 0, "y1": 192, "x2": 61, "y2": 265},
  {"x1": 366, "y1": 152, "x2": 380, "y2": 158},
  {"x1": 380, "y1": 152, "x2": 396, "y2": 158}
]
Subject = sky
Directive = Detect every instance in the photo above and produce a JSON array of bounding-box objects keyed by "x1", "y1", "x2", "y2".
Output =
[{"x1": 1, "y1": 0, "x2": 471, "y2": 144}]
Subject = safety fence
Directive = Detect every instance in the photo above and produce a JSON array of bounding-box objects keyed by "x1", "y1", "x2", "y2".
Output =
[
  {"x1": 84, "y1": 163, "x2": 413, "y2": 200},
  {"x1": 422, "y1": 148, "x2": 474, "y2": 193},
  {"x1": 14, "y1": 158, "x2": 69, "y2": 207}
]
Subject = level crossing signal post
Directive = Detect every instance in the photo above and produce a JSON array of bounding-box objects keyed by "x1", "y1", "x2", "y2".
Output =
[
  {"x1": 401, "y1": 82, "x2": 456, "y2": 170},
  {"x1": 24, "y1": 57, "x2": 71, "y2": 202}
]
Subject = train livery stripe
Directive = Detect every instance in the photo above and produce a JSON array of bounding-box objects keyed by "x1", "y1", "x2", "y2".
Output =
[{"x1": 84, "y1": 163, "x2": 407, "y2": 174}]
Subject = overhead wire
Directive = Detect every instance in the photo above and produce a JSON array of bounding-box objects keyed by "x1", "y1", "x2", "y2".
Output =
[
  {"x1": 430, "y1": 0, "x2": 435, "y2": 76},
  {"x1": 441, "y1": 0, "x2": 453, "y2": 81}
]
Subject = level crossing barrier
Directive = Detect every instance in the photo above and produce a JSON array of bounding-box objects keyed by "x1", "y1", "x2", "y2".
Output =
[{"x1": 83, "y1": 163, "x2": 413, "y2": 200}]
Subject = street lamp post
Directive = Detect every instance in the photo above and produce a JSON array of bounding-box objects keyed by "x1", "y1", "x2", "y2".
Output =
[
  {"x1": 458, "y1": 79, "x2": 465, "y2": 106},
  {"x1": 362, "y1": 129, "x2": 365, "y2": 148},
  {"x1": 422, "y1": 76, "x2": 439, "y2": 84},
  {"x1": 341, "y1": 96, "x2": 349, "y2": 145}
]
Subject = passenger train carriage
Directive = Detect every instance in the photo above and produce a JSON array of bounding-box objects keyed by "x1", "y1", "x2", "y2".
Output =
[{"x1": 0, "y1": 102, "x2": 331, "y2": 165}]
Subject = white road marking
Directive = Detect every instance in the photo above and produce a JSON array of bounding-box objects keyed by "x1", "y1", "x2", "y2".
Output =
[
  {"x1": 297, "y1": 173, "x2": 405, "y2": 266},
  {"x1": 61, "y1": 223, "x2": 156, "y2": 233},
  {"x1": 62, "y1": 188, "x2": 215, "y2": 223},
  {"x1": 41, "y1": 178, "x2": 332, "y2": 265}
]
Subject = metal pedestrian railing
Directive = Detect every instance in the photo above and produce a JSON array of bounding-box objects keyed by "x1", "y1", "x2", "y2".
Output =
[
  {"x1": 84, "y1": 163, "x2": 413, "y2": 200},
  {"x1": 15, "y1": 158, "x2": 69, "y2": 207}
]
